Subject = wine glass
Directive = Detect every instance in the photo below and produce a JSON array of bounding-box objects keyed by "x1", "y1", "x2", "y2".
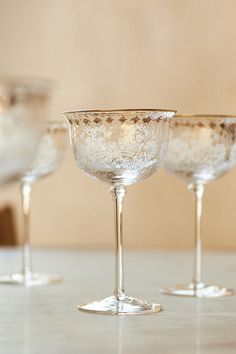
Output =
[
  {"x1": 0, "y1": 121, "x2": 68, "y2": 286},
  {"x1": 63, "y1": 108, "x2": 176, "y2": 315},
  {"x1": 161, "y1": 114, "x2": 236, "y2": 297},
  {"x1": 0, "y1": 76, "x2": 52, "y2": 185}
]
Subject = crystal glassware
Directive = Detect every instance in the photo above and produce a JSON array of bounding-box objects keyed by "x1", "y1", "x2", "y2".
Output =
[
  {"x1": 0, "y1": 76, "x2": 52, "y2": 185},
  {"x1": 0, "y1": 121, "x2": 68, "y2": 286},
  {"x1": 63, "y1": 108, "x2": 176, "y2": 315},
  {"x1": 161, "y1": 114, "x2": 236, "y2": 297}
]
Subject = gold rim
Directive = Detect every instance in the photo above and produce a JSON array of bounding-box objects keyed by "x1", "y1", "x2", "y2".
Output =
[{"x1": 62, "y1": 108, "x2": 177, "y2": 114}]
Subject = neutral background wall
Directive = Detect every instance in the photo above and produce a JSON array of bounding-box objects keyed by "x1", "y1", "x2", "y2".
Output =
[{"x1": 1, "y1": 0, "x2": 236, "y2": 249}]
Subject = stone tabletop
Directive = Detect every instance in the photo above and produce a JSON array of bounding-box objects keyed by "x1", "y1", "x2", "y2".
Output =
[{"x1": 0, "y1": 248, "x2": 235, "y2": 354}]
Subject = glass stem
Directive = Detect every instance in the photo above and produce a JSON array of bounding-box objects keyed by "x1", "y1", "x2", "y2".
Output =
[
  {"x1": 21, "y1": 182, "x2": 33, "y2": 277},
  {"x1": 192, "y1": 183, "x2": 205, "y2": 287},
  {"x1": 110, "y1": 185, "x2": 126, "y2": 300}
]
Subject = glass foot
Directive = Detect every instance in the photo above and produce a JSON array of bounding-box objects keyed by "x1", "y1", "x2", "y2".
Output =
[
  {"x1": 0, "y1": 272, "x2": 61, "y2": 286},
  {"x1": 78, "y1": 295, "x2": 162, "y2": 315},
  {"x1": 160, "y1": 282, "x2": 234, "y2": 298}
]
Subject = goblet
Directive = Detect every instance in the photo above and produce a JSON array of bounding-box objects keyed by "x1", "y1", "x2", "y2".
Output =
[
  {"x1": 0, "y1": 121, "x2": 67, "y2": 286},
  {"x1": 63, "y1": 108, "x2": 176, "y2": 315},
  {"x1": 161, "y1": 115, "x2": 236, "y2": 297},
  {"x1": 0, "y1": 76, "x2": 51, "y2": 185}
]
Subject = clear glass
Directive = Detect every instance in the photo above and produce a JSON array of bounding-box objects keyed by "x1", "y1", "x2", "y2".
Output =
[
  {"x1": 0, "y1": 121, "x2": 68, "y2": 286},
  {"x1": 63, "y1": 108, "x2": 176, "y2": 315},
  {"x1": 0, "y1": 76, "x2": 52, "y2": 185},
  {"x1": 161, "y1": 115, "x2": 236, "y2": 297}
]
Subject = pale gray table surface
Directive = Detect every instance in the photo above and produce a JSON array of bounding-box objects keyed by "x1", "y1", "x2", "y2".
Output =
[{"x1": 0, "y1": 248, "x2": 235, "y2": 354}]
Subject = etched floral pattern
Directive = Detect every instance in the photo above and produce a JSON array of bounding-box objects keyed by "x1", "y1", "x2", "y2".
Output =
[
  {"x1": 65, "y1": 110, "x2": 174, "y2": 185},
  {"x1": 165, "y1": 116, "x2": 236, "y2": 184},
  {"x1": 22, "y1": 123, "x2": 67, "y2": 183},
  {"x1": 77, "y1": 123, "x2": 160, "y2": 170}
]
